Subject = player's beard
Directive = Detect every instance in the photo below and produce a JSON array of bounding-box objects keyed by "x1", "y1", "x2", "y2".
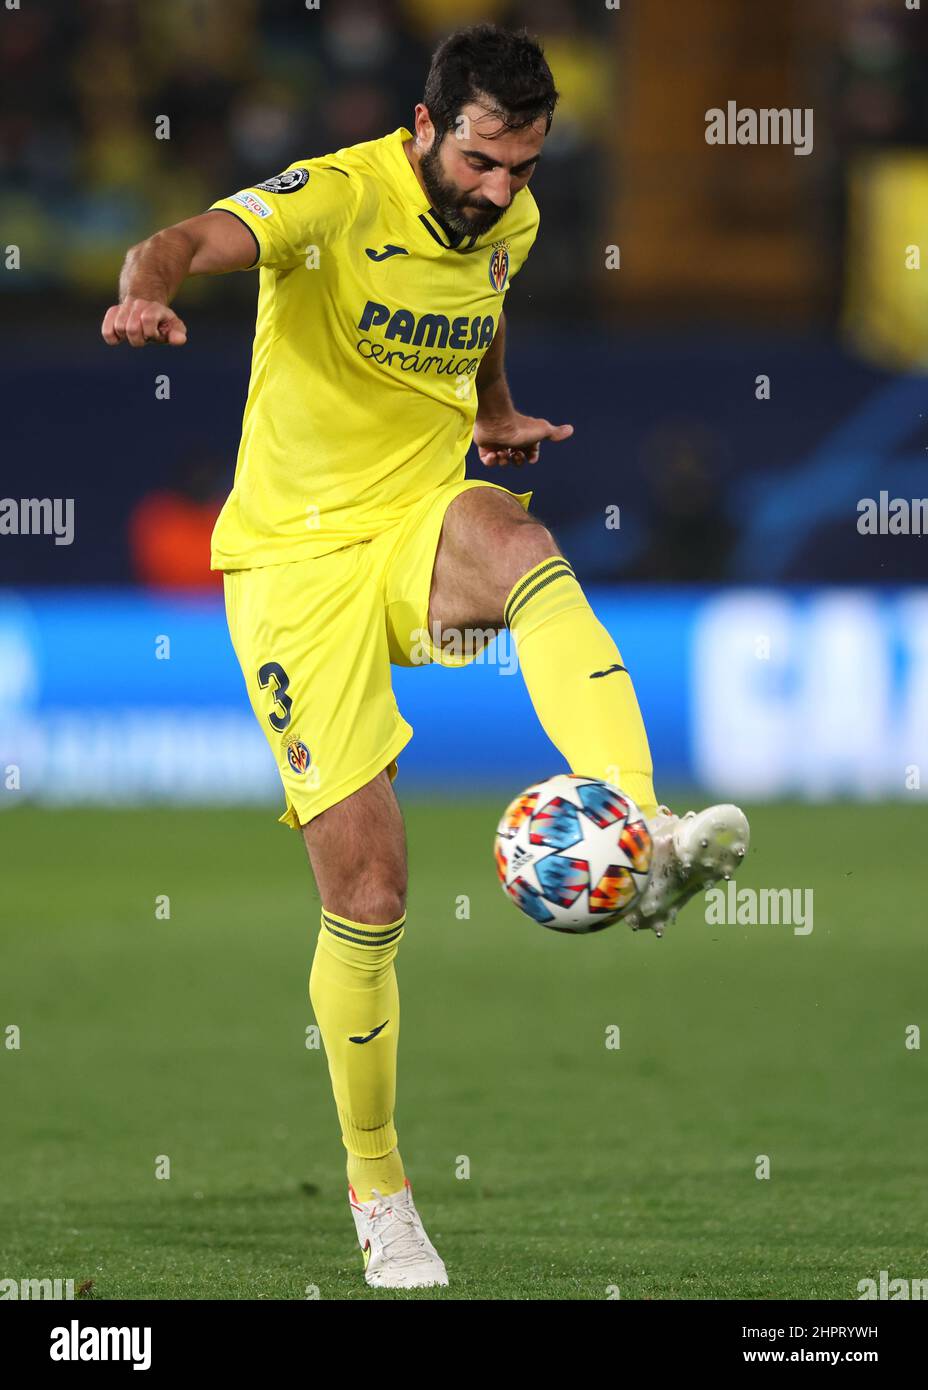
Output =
[{"x1": 419, "y1": 141, "x2": 507, "y2": 239}]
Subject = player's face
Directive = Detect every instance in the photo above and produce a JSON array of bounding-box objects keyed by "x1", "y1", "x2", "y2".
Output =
[{"x1": 417, "y1": 101, "x2": 546, "y2": 238}]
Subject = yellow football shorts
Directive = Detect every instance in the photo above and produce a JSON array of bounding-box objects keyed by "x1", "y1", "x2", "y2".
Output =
[{"x1": 223, "y1": 479, "x2": 530, "y2": 828}]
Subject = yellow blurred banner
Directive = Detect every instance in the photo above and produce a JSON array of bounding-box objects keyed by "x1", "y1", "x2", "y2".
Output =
[{"x1": 843, "y1": 151, "x2": 928, "y2": 369}]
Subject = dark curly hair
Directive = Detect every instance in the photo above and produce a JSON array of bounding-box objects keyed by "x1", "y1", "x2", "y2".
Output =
[{"x1": 422, "y1": 23, "x2": 559, "y2": 144}]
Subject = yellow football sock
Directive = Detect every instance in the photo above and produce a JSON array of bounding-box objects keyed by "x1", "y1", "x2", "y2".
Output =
[
  {"x1": 309, "y1": 909, "x2": 406, "y2": 1188},
  {"x1": 505, "y1": 557, "x2": 658, "y2": 816},
  {"x1": 346, "y1": 1148, "x2": 407, "y2": 1202}
]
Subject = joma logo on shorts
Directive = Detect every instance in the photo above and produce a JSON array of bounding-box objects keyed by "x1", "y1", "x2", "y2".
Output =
[{"x1": 358, "y1": 301, "x2": 496, "y2": 350}]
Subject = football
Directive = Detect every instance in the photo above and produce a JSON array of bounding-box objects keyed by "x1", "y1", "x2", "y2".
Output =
[{"x1": 494, "y1": 774, "x2": 653, "y2": 933}]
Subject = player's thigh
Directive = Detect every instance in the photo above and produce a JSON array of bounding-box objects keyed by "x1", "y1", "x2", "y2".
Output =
[
  {"x1": 429, "y1": 483, "x2": 561, "y2": 631},
  {"x1": 379, "y1": 479, "x2": 547, "y2": 665},
  {"x1": 223, "y1": 549, "x2": 411, "y2": 833},
  {"x1": 301, "y1": 768, "x2": 407, "y2": 925}
]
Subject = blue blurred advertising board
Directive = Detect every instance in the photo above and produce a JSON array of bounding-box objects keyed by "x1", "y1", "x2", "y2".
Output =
[{"x1": 0, "y1": 587, "x2": 923, "y2": 808}]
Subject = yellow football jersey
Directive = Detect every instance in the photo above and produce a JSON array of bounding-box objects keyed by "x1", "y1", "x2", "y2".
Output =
[{"x1": 208, "y1": 126, "x2": 540, "y2": 570}]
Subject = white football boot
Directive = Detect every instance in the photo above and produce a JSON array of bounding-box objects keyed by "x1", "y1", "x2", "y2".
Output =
[
  {"x1": 348, "y1": 1179, "x2": 449, "y2": 1289},
  {"x1": 624, "y1": 803, "x2": 750, "y2": 937}
]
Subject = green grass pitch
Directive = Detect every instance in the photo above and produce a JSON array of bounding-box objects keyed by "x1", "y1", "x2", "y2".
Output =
[{"x1": 1, "y1": 799, "x2": 924, "y2": 1300}]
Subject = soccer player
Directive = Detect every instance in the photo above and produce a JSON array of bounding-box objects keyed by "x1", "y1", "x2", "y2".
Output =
[{"x1": 102, "y1": 24, "x2": 749, "y2": 1290}]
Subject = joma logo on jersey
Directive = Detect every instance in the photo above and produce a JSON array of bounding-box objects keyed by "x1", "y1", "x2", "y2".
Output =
[{"x1": 358, "y1": 301, "x2": 496, "y2": 351}]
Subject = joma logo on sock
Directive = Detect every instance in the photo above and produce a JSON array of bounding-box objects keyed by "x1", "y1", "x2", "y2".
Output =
[
  {"x1": 705, "y1": 102, "x2": 813, "y2": 156},
  {"x1": 704, "y1": 883, "x2": 813, "y2": 935},
  {"x1": 50, "y1": 1320, "x2": 151, "y2": 1370}
]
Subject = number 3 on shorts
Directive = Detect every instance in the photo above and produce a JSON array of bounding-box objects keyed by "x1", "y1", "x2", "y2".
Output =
[{"x1": 257, "y1": 661, "x2": 293, "y2": 732}]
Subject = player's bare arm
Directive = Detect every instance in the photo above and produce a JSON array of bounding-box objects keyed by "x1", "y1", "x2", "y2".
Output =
[
  {"x1": 473, "y1": 309, "x2": 575, "y2": 467},
  {"x1": 100, "y1": 211, "x2": 257, "y2": 348}
]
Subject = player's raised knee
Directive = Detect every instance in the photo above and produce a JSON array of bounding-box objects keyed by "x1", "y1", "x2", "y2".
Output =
[
  {"x1": 496, "y1": 517, "x2": 560, "y2": 593},
  {"x1": 326, "y1": 873, "x2": 407, "y2": 927}
]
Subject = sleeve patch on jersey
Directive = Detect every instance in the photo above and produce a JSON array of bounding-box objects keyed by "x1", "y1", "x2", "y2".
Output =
[
  {"x1": 231, "y1": 190, "x2": 273, "y2": 219},
  {"x1": 255, "y1": 168, "x2": 310, "y2": 194}
]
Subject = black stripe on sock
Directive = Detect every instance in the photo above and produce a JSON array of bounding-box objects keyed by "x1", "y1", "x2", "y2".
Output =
[
  {"x1": 324, "y1": 925, "x2": 405, "y2": 948},
  {"x1": 322, "y1": 914, "x2": 405, "y2": 946},
  {"x1": 505, "y1": 564, "x2": 577, "y2": 628},
  {"x1": 504, "y1": 559, "x2": 574, "y2": 627},
  {"x1": 504, "y1": 559, "x2": 574, "y2": 623},
  {"x1": 322, "y1": 913, "x2": 405, "y2": 935}
]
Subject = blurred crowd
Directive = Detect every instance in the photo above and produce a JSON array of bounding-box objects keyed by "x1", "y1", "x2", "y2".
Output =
[
  {"x1": 3, "y1": 0, "x2": 928, "y2": 311},
  {"x1": 1, "y1": 0, "x2": 613, "y2": 309},
  {"x1": 3, "y1": 0, "x2": 926, "y2": 591}
]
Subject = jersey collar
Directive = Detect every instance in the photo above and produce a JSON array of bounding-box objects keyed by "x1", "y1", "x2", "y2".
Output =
[
  {"x1": 386, "y1": 126, "x2": 485, "y2": 255},
  {"x1": 386, "y1": 127, "x2": 430, "y2": 213}
]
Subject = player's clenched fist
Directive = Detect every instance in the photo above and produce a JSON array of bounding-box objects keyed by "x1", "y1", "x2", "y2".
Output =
[{"x1": 101, "y1": 298, "x2": 188, "y2": 347}]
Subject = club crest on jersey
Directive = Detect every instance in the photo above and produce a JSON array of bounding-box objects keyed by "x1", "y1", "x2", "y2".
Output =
[
  {"x1": 286, "y1": 739, "x2": 312, "y2": 775},
  {"x1": 255, "y1": 168, "x2": 309, "y2": 194},
  {"x1": 489, "y1": 241, "x2": 510, "y2": 292}
]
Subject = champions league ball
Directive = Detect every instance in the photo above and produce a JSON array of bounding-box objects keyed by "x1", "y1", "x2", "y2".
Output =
[{"x1": 494, "y1": 774, "x2": 653, "y2": 933}]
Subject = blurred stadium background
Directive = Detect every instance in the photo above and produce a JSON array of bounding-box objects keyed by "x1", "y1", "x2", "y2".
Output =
[{"x1": 2, "y1": 0, "x2": 926, "y2": 808}]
